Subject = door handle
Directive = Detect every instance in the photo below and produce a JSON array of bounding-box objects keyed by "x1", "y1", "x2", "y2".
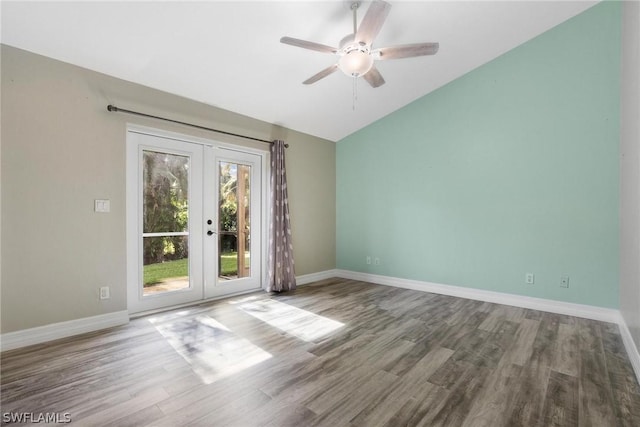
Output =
[{"x1": 207, "y1": 230, "x2": 216, "y2": 236}]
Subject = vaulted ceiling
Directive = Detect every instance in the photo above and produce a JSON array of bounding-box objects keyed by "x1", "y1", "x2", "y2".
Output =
[{"x1": 1, "y1": 1, "x2": 597, "y2": 141}]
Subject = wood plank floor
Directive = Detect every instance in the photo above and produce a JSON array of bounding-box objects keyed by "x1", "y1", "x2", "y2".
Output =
[{"x1": 2, "y1": 278, "x2": 640, "y2": 426}]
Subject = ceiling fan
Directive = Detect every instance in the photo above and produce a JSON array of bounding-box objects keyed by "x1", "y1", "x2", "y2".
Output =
[{"x1": 280, "y1": 0, "x2": 439, "y2": 88}]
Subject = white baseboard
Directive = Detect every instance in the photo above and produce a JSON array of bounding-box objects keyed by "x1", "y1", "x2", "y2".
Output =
[
  {"x1": 3, "y1": 270, "x2": 639, "y2": 386},
  {"x1": 335, "y1": 269, "x2": 640, "y2": 384},
  {"x1": 296, "y1": 269, "x2": 340, "y2": 286},
  {"x1": 335, "y1": 270, "x2": 619, "y2": 323},
  {"x1": 616, "y1": 313, "x2": 640, "y2": 384},
  {"x1": 0, "y1": 310, "x2": 129, "y2": 352},
  {"x1": 0, "y1": 271, "x2": 339, "y2": 352}
]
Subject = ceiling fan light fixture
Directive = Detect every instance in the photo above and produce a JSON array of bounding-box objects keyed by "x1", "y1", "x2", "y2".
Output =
[{"x1": 338, "y1": 49, "x2": 374, "y2": 77}]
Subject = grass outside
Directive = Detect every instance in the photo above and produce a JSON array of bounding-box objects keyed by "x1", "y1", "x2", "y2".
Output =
[{"x1": 143, "y1": 252, "x2": 249, "y2": 286}]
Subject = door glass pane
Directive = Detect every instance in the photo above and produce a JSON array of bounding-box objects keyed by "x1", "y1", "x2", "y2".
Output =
[
  {"x1": 218, "y1": 162, "x2": 251, "y2": 280},
  {"x1": 143, "y1": 236, "x2": 189, "y2": 295},
  {"x1": 142, "y1": 150, "x2": 190, "y2": 295}
]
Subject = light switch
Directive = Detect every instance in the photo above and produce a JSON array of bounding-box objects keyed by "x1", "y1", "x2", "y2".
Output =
[{"x1": 94, "y1": 199, "x2": 110, "y2": 213}]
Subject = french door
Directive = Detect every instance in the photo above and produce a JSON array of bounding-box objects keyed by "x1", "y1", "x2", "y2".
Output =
[{"x1": 127, "y1": 128, "x2": 265, "y2": 313}]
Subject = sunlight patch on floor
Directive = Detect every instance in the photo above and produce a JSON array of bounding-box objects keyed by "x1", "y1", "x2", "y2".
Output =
[
  {"x1": 150, "y1": 314, "x2": 272, "y2": 384},
  {"x1": 236, "y1": 298, "x2": 345, "y2": 342}
]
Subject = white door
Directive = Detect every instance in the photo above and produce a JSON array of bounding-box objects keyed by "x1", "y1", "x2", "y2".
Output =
[
  {"x1": 127, "y1": 128, "x2": 265, "y2": 314},
  {"x1": 204, "y1": 148, "x2": 263, "y2": 298}
]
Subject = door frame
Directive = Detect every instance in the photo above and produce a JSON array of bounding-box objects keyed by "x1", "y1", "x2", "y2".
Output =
[{"x1": 126, "y1": 124, "x2": 269, "y2": 314}]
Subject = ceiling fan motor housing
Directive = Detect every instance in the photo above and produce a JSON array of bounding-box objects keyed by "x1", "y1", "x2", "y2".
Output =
[{"x1": 338, "y1": 40, "x2": 374, "y2": 77}]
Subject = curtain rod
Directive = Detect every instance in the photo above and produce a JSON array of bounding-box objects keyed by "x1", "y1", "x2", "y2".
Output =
[{"x1": 106, "y1": 105, "x2": 288, "y2": 148}]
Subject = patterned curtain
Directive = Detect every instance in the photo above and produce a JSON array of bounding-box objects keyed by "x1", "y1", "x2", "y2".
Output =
[{"x1": 267, "y1": 140, "x2": 296, "y2": 292}]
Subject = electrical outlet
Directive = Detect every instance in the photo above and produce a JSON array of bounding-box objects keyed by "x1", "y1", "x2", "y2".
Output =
[
  {"x1": 374, "y1": 258, "x2": 380, "y2": 265},
  {"x1": 560, "y1": 276, "x2": 569, "y2": 288},
  {"x1": 366, "y1": 256, "x2": 372, "y2": 265},
  {"x1": 100, "y1": 286, "x2": 110, "y2": 300},
  {"x1": 525, "y1": 273, "x2": 535, "y2": 284}
]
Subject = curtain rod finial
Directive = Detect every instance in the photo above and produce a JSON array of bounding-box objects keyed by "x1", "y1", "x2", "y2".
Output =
[
  {"x1": 107, "y1": 104, "x2": 117, "y2": 112},
  {"x1": 271, "y1": 139, "x2": 290, "y2": 148}
]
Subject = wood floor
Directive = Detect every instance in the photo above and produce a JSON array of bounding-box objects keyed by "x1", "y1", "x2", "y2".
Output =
[{"x1": 2, "y1": 278, "x2": 640, "y2": 426}]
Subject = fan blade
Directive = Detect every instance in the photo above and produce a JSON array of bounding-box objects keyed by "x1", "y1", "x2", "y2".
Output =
[
  {"x1": 280, "y1": 37, "x2": 337, "y2": 54},
  {"x1": 356, "y1": 0, "x2": 391, "y2": 46},
  {"x1": 303, "y1": 64, "x2": 339, "y2": 84},
  {"x1": 375, "y1": 42, "x2": 439, "y2": 60},
  {"x1": 363, "y1": 65, "x2": 385, "y2": 88}
]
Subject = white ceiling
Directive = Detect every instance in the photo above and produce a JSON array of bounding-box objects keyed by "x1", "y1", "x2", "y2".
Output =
[{"x1": 1, "y1": 1, "x2": 597, "y2": 142}]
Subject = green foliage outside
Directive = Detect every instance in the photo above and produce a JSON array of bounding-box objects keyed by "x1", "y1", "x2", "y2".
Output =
[
  {"x1": 143, "y1": 252, "x2": 250, "y2": 286},
  {"x1": 220, "y1": 252, "x2": 251, "y2": 277},
  {"x1": 219, "y1": 162, "x2": 239, "y2": 234},
  {"x1": 143, "y1": 151, "x2": 189, "y2": 265},
  {"x1": 144, "y1": 258, "x2": 188, "y2": 286},
  {"x1": 142, "y1": 157, "x2": 252, "y2": 288}
]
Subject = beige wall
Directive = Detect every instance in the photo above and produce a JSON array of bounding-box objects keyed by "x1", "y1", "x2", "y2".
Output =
[
  {"x1": 0, "y1": 45, "x2": 335, "y2": 333},
  {"x1": 620, "y1": 1, "x2": 640, "y2": 354}
]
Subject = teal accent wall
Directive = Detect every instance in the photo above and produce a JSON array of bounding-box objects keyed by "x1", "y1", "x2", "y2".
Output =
[{"x1": 336, "y1": 2, "x2": 621, "y2": 308}]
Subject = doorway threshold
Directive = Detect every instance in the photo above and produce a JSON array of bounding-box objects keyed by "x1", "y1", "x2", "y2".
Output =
[{"x1": 129, "y1": 288, "x2": 263, "y2": 319}]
